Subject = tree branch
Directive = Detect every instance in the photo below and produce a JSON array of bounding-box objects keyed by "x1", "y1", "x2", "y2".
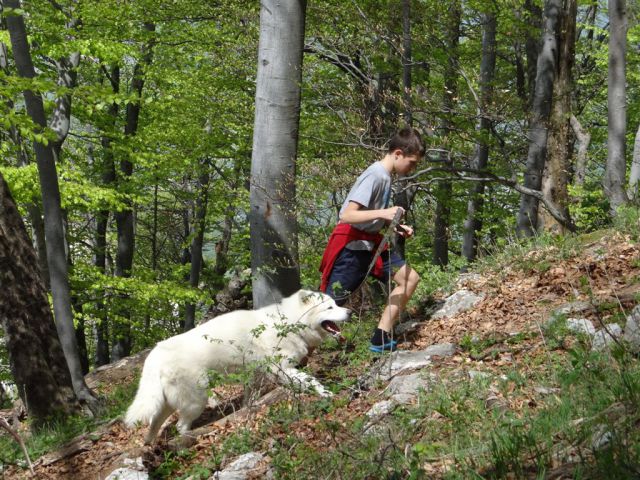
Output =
[{"x1": 400, "y1": 165, "x2": 576, "y2": 232}]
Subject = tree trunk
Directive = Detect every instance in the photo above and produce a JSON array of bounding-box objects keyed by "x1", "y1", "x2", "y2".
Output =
[
  {"x1": 524, "y1": 0, "x2": 542, "y2": 108},
  {"x1": 433, "y1": 1, "x2": 460, "y2": 268},
  {"x1": 184, "y1": 165, "x2": 210, "y2": 331},
  {"x1": 4, "y1": 0, "x2": 97, "y2": 409},
  {"x1": 213, "y1": 157, "x2": 245, "y2": 289},
  {"x1": 570, "y1": 114, "x2": 590, "y2": 187},
  {"x1": 540, "y1": 0, "x2": 577, "y2": 234},
  {"x1": 401, "y1": 0, "x2": 412, "y2": 125},
  {"x1": 0, "y1": 173, "x2": 81, "y2": 425},
  {"x1": 111, "y1": 23, "x2": 155, "y2": 361},
  {"x1": 0, "y1": 36, "x2": 49, "y2": 289},
  {"x1": 94, "y1": 65, "x2": 119, "y2": 367},
  {"x1": 627, "y1": 124, "x2": 640, "y2": 201},
  {"x1": 394, "y1": 0, "x2": 413, "y2": 259},
  {"x1": 462, "y1": 8, "x2": 497, "y2": 263},
  {"x1": 516, "y1": 0, "x2": 562, "y2": 237},
  {"x1": 249, "y1": 0, "x2": 305, "y2": 307},
  {"x1": 604, "y1": 0, "x2": 628, "y2": 213}
]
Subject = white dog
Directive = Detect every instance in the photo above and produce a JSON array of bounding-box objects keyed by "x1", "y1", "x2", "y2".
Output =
[{"x1": 125, "y1": 290, "x2": 350, "y2": 443}]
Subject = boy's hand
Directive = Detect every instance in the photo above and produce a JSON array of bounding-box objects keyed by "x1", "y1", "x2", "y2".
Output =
[
  {"x1": 394, "y1": 224, "x2": 414, "y2": 238},
  {"x1": 382, "y1": 206, "x2": 405, "y2": 221}
]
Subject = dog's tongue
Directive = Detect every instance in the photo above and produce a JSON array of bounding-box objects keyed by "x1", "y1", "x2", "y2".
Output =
[{"x1": 322, "y1": 321, "x2": 345, "y2": 343}]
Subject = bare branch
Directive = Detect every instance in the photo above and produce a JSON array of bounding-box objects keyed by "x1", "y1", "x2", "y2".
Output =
[
  {"x1": 0, "y1": 417, "x2": 34, "y2": 474},
  {"x1": 398, "y1": 165, "x2": 576, "y2": 232}
]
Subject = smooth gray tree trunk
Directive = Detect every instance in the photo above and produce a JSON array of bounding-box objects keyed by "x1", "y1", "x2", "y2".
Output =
[
  {"x1": 250, "y1": 0, "x2": 305, "y2": 307},
  {"x1": 111, "y1": 23, "x2": 155, "y2": 361},
  {"x1": 94, "y1": 65, "x2": 119, "y2": 366},
  {"x1": 516, "y1": 0, "x2": 561, "y2": 237},
  {"x1": 184, "y1": 165, "x2": 210, "y2": 331},
  {"x1": 463, "y1": 9, "x2": 497, "y2": 263},
  {"x1": 627, "y1": 124, "x2": 640, "y2": 201},
  {"x1": 571, "y1": 114, "x2": 590, "y2": 187},
  {"x1": 4, "y1": 0, "x2": 97, "y2": 409},
  {"x1": 604, "y1": 0, "x2": 628, "y2": 213}
]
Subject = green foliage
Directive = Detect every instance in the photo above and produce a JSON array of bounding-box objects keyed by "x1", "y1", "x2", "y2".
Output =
[
  {"x1": 0, "y1": 164, "x2": 40, "y2": 205},
  {"x1": 569, "y1": 184, "x2": 611, "y2": 232},
  {"x1": 613, "y1": 205, "x2": 640, "y2": 241}
]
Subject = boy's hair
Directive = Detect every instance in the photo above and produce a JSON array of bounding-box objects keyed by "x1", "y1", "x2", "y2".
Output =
[{"x1": 388, "y1": 127, "x2": 426, "y2": 157}]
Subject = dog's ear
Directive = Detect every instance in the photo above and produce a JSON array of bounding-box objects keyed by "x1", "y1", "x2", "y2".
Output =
[{"x1": 298, "y1": 290, "x2": 314, "y2": 305}]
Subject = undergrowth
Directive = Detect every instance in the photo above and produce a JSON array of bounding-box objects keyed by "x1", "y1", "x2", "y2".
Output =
[{"x1": 0, "y1": 380, "x2": 137, "y2": 472}]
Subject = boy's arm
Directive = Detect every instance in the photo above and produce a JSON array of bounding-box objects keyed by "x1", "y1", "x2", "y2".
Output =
[{"x1": 339, "y1": 201, "x2": 404, "y2": 225}]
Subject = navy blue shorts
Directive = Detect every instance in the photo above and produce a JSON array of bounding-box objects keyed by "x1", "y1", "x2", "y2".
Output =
[{"x1": 326, "y1": 248, "x2": 405, "y2": 305}]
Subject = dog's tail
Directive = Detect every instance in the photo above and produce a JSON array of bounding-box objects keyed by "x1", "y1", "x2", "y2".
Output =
[{"x1": 124, "y1": 350, "x2": 166, "y2": 428}]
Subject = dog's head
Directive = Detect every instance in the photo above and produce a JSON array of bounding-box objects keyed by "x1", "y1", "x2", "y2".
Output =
[{"x1": 293, "y1": 290, "x2": 351, "y2": 342}]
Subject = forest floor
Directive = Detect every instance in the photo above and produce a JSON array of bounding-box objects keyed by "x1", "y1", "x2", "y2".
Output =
[{"x1": 3, "y1": 229, "x2": 640, "y2": 479}]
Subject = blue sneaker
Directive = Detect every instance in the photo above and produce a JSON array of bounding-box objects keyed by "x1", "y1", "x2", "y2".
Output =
[{"x1": 369, "y1": 340, "x2": 398, "y2": 353}]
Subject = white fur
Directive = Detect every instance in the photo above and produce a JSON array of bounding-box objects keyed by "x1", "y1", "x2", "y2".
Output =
[{"x1": 124, "y1": 290, "x2": 350, "y2": 443}]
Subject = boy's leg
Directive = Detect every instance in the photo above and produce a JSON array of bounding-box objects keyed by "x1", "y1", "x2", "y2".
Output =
[
  {"x1": 377, "y1": 264, "x2": 420, "y2": 332},
  {"x1": 325, "y1": 248, "x2": 370, "y2": 306},
  {"x1": 370, "y1": 252, "x2": 420, "y2": 351}
]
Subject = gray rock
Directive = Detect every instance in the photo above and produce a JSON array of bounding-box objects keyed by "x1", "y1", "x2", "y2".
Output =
[
  {"x1": 468, "y1": 370, "x2": 491, "y2": 381},
  {"x1": 372, "y1": 343, "x2": 456, "y2": 383},
  {"x1": 456, "y1": 273, "x2": 483, "y2": 287},
  {"x1": 212, "y1": 452, "x2": 266, "y2": 480},
  {"x1": 591, "y1": 324, "x2": 623, "y2": 351},
  {"x1": 552, "y1": 301, "x2": 592, "y2": 316},
  {"x1": 385, "y1": 372, "x2": 435, "y2": 401},
  {"x1": 105, "y1": 457, "x2": 148, "y2": 480},
  {"x1": 623, "y1": 305, "x2": 640, "y2": 352},
  {"x1": 485, "y1": 394, "x2": 508, "y2": 413},
  {"x1": 431, "y1": 289, "x2": 484, "y2": 320},
  {"x1": 566, "y1": 318, "x2": 596, "y2": 336},
  {"x1": 534, "y1": 386, "x2": 561, "y2": 395},
  {"x1": 365, "y1": 399, "x2": 397, "y2": 419},
  {"x1": 591, "y1": 425, "x2": 613, "y2": 450}
]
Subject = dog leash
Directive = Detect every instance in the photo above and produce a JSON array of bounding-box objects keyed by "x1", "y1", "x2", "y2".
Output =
[{"x1": 332, "y1": 208, "x2": 404, "y2": 303}]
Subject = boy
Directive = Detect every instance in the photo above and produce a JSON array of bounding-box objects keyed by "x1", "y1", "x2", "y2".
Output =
[{"x1": 319, "y1": 127, "x2": 424, "y2": 352}]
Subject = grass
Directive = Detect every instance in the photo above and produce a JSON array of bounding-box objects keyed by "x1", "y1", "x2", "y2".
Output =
[{"x1": 0, "y1": 380, "x2": 137, "y2": 472}]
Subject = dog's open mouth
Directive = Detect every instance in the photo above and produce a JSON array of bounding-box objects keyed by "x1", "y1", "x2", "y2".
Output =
[{"x1": 321, "y1": 320, "x2": 345, "y2": 342}]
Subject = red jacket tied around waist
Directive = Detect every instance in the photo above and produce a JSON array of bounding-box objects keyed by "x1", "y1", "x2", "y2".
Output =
[{"x1": 318, "y1": 223, "x2": 385, "y2": 293}]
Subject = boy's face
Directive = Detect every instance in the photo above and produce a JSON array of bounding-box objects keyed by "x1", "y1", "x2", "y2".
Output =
[{"x1": 393, "y1": 150, "x2": 421, "y2": 175}]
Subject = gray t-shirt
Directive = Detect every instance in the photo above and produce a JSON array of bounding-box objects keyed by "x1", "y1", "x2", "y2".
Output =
[{"x1": 339, "y1": 162, "x2": 391, "y2": 250}]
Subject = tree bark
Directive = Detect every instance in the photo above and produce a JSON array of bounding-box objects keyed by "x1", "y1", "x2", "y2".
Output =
[
  {"x1": 94, "y1": 65, "x2": 119, "y2": 367},
  {"x1": 393, "y1": 0, "x2": 414, "y2": 259},
  {"x1": 184, "y1": 164, "x2": 210, "y2": 331},
  {"x1": 604, "y1": 0, "x2": 628, "y2": 213},
  {"x1": 111, "y1": 23, "x2": 155, "y2": 361},
  {"x1": 463, "y1": 8, "x2": 497, "y2": 263},
  {"x1": 540, "y1": 0, "x2": 577, "y2": 234},
  {"x1": 524, "y1": 0, "x2": 542, "y2": 108},
  {"x1": 0, "y1": 34, "x2": 49, "y2": 289},
  {"x1": 570, "y1": 114, "x2": 590, "y2": 187},
  {"x1": 401, "y1": 0, "x2": 412, "y2": 125},
  {"x1": 516, "y1": 0, "x2": 562, "y2": 237},
  {"x1": 4, "y1": 0, "x2": 97, "y2": 409},
  {"x1": 0, "y1": 172, "x2": 81, "y2": 425},
  {"x1": 433, "y1": 1, "x2": 460, "y2": 267},
  {"x1": 627, "y1": 124, "x2": 640, "y2": 201},
  {"x1": 250, "y1": 0, "x2": 305, "y2": 307}
]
